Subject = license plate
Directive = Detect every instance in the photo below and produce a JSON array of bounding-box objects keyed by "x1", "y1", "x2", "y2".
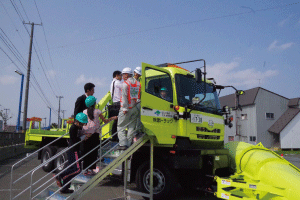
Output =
[{"x1": 191, "y1": 114, "x2": 202, "y2": 123}]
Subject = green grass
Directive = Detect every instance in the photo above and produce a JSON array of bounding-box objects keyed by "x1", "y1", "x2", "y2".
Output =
[{"x1": 273, "y1": 150, "x2": 300, "y2": 155}]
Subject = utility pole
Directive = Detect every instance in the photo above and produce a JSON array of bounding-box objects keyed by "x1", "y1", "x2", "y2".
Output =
[
  {"x1": 56, "y1": 96, "x2": 63, "y2": 127},
  {"x1": 3, "y1": 108, "x2": 10, "y2": 131},
  {"x1": 61, "y1": 110, "x2": 66, "y2": 119},
  {"x1": 43, "y1": 117, "x2": 47, "y2": 128},
  {"x1": 48, "y1": 107, "x2": 51, "y2": 128},
  {"x1": 22, "y1": 22, "x2": 41, "y2": 133}
]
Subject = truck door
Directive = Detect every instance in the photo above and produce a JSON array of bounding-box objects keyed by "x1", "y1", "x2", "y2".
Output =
[{"x1": 140, "y1": 63, "x2": 177, "y2": 145}]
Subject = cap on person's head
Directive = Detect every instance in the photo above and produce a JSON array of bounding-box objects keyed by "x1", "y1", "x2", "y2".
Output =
[
  {"x1": 160, "y1": 87, "x2": 167, "y2": 91},
  {"x1": 85, "y1": 96, "x2": 97, "y2": 107},
  {"x1": 75, "y1": 112, "x2": 88, "y2": 124},
  {"x1": 122, "y1": 67, "x2": 133, "y2": 75},
  {"x1": 134, "y1": 67, "x2": 142, "y2": 75}
]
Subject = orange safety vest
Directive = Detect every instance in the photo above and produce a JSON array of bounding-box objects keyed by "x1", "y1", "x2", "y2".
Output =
[{"x1": 120, "y1": 80, "x2": 141, "y2": 109}]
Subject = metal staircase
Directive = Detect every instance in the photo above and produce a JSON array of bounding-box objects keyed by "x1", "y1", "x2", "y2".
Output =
[
  {"x1": 69, "y1": 134, "x2": 150, "y2": 200},
  {"x1": 10, "y1": 106, "x2": 155, "y2": 200},
  {"x1": 11, "y1": 134, "x2": 153, "y2": 200}
]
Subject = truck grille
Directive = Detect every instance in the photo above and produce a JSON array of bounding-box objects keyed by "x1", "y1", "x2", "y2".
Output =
[{"x1": 196, "y1": 127, "x2": 221, "y2": 133}]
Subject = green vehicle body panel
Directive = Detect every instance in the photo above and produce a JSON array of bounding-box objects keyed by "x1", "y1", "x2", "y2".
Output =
[
  {"x1": 25, "y1": 92, "x2": 115, "y2": 148},
  {"x1": 140, "y1": 62, "x2": 225, "y2": 147},
  {"x1": 217, "y1": 142, "x2": 300, "y2": 200}
]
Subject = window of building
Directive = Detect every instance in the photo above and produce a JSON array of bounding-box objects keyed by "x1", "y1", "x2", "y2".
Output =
[
  {"x1": 250, "y1": 136, "x2": 256, "y2": 142},
  {"x1": 241, "y1": 114, "x2": 247, "y2": 120},
  {"x1": 228, "y1": 136, "x2": 234, "y2": 141},
  {"x1": 265, "y1": 113, "x2": 274, "y2": 120}
]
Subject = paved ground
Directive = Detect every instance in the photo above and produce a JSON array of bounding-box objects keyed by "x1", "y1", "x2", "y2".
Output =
[{"x1": 1, "y1": 153, "x2": 299, "y2": 200}]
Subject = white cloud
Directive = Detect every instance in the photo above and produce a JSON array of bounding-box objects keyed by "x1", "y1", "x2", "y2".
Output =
[
  {"x1": 75, "y1": 74, "x2": 107, "y2": 87},
  {"x1": 268, "y1": 40, "x2": 294, "y2": 51},
  {"x1": 0, "y1": 75, "x2": 18, "y2": 85},
  {"x1": 46, "y1": 70, "x2": 56, "y2": 79},
  {"x1": 207, "y1": 60, "x2": 279, "y2": 89},
  {"x1": 278, "y1": 18, "x2": 288, "y2": 27}
]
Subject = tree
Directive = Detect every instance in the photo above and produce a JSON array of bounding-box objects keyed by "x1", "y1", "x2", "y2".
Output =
[{"x1": 0, "y1": 108, "x2": 13, "y2": 132}]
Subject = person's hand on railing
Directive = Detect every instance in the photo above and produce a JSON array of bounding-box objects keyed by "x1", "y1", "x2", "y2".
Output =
[{"x1": 111, "y1": 116, "x2": 118, "y2": 121}]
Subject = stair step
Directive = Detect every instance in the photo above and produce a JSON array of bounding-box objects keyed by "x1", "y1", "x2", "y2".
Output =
[
  {"x1": 34, "y1": 175, "x2": 93, "y2": 200},
  {"x1": 34, "y1": 184, "x2": 71, "y2": 200},
  {"x1": 73, "y1": 173, "x2": 94, "y2": 183}
]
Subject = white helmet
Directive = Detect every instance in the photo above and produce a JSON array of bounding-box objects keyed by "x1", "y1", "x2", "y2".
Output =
[
  {"x1": 134, "y1": 67, "x2": 142, "y2": 75},
  {"x1": 122, "y1": 67, "x2": 133, "y2": 75}
]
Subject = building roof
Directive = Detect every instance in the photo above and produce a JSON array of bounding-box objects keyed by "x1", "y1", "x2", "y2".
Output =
[
  {"x1": 268, "y1": 108, "x2": 300, "y2": 134},
  {"x1": 219, "y1": 87, "x2": 260, "y2": 108},
  {"x1": 288, "y1": 98, "x2": 300, "y2": 108},
  {"x1": 219, "y1": 87, "x2": 289, "y2": 108}
]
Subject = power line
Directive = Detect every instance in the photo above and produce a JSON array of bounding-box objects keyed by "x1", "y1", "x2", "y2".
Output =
[
  {"x1": 9, "y1": 0, "x2": 24, "y2": 23},
  {"x1": 33, "y1": 0, "x2": 63, "y2": 95},
  {"x1": 0, "y1": 46, "x2": 59, "y2": 117},
  {"x1": 0, "y1": 32, "x2": 57, "y2": 112},
  {"x1": 0, "y1": 34, "x2": 59, "y2": 117},
  {"x1": 9, "y1": 0, "x2": 60, "y2": 98},
  {"x1": 2, "y1": 1, "x2": 58, "y2": 102},
  {"x1": 51, "y1": 2, "x2": 300, "y2": 49},
  {"x1": 18, "y1": 0, "x2": 30, "y2": 21},
  {"x1": 0, "y1": 1, "x2": 25, "y2": 44}
]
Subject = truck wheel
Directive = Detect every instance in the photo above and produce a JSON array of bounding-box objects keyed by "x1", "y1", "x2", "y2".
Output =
[
  {"x1": 136, "y1": 161, "x2": 177, "y2": 200},
  {"x1": 54, "y1": 148, "x2": 68, "y2": 173},
  {"x1": 41, "y1": 146, "x2": 57, "y2": 172}
]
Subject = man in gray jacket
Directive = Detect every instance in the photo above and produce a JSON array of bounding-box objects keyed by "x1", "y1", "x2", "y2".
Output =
[{"x1": 117, "y1": 67, "x2": 141, "y2": 150}]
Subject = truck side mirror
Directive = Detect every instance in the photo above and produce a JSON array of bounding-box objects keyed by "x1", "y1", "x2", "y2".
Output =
[{"x1": 195, "y1": 68, "x2": 202, "y2": 83}]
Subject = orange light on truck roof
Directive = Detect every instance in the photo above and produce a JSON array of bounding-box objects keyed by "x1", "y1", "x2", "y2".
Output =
[{"x1": 167, "y1": 64, "x2": 190, "y2": 72}]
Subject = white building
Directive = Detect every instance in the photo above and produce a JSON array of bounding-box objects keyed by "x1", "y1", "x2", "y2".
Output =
[
  {"x1": 220, "y1": 87, "x2": 292, "y2": 148},
  {"x1": 268, "y1": 98, "x2": 300, "y2": 149}
]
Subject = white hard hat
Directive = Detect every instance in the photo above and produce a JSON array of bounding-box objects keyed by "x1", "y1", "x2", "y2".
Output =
[
  {"x1": 134, "y1": 67, "x2": 142, "y2": 75},
  {"x1": 122, "y1": 67, "x2": 133, "y2": 75}
]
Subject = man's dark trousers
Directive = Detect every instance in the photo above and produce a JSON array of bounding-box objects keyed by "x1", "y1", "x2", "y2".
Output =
[{"x1": 109, "y1": 102, "x2": 120, "y2": 141}]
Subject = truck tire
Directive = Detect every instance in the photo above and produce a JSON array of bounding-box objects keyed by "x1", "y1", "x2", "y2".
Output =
[
  {"x1": 136, "y1": 161, "x2": 177, "y2": 200},
  {"x1": 54, "y1": 148, "x2": 68, "y2": 173},
  {"x1": 41, "y1": 146, "x2": 57, "y2": 172}
]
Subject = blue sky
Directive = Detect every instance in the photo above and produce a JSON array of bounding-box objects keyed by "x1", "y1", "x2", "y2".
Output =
[{"x1": 0, "y1": 0, "x2": 299, "y2": 126}]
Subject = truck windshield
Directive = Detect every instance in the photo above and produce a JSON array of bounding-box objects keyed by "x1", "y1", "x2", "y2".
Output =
[{"x1": 175, "y1": 74, "x2": 222, "y2": 115}]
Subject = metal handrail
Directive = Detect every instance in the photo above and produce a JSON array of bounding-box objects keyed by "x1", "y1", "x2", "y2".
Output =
[
  {"x1": 13, "y1": 102, "x2": 141, "y2": 200},
  {"x1": 11, "y1": 139, "x2": 82, "y2": 200},
  {"x1": 46, "y1": 132, "x2": 142, "y2": 200},
  {"x1": 10, "y1": 132, "x2": 69, "y2": 199},
  {"x1": 29, "y1": 122, "x2": 117, "y2": 198},
  {"x1": 42, "y1": 112, "x2": 141, "y2": 200},
  {"x1": 32, "y1": 125, "x2": 122, "y2": 199},
  {"x1": 28, "y1": 121, "x2": 116, "y2": 199},
  {"x1": 33, "y1": 160, "x2": 69, "y2": 187},
  {"x1": 31, "y1": 139, "x2": 113, "y2": 199},
  {"x1": 12, "y1": 109, "x2": 118, "y2": 200},
  {"x1": 11, "y1": 159, "x2": 69, "y2": 200}
]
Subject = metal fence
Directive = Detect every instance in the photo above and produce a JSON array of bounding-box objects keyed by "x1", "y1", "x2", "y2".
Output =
[{"x1": 0, "y1": 132, "x2": 25, "y2": 147}]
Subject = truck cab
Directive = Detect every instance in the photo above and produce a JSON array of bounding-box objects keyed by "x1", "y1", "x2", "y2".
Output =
[
  {"x1": 140, "y1": 62, "x2": 225, "y2": 148},
  {"x1": 103, "y1": 62, "x2": 231, "y2": 199}
]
